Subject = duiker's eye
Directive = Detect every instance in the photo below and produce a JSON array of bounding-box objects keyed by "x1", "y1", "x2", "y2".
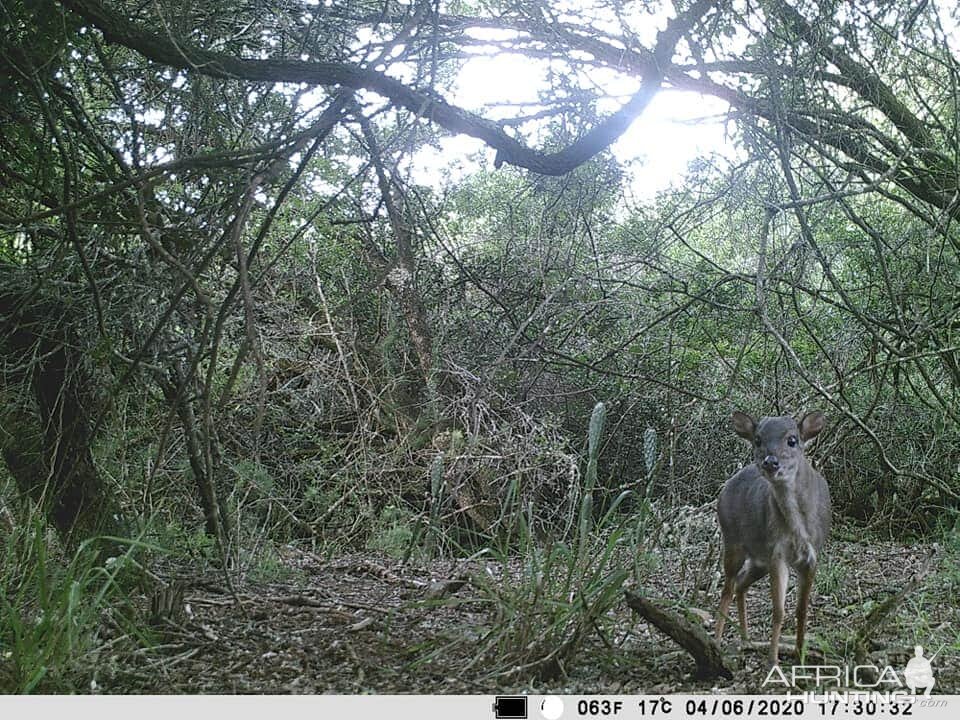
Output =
[
  {"x1": 787, "y1": 436, "x2": 798, "y2": 447},
  {"x1": 755, "y1": 437, "x2": 762, "y2": 446}
]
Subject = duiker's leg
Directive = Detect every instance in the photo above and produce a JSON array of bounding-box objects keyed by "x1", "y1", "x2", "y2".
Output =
[
  {"x1": 717, "y1": 576, "x2": 734, "y2": 641},
  {"x1": 769, "y1": 559, "x2": 789, "y2": 666},
  {"x1": 716, "y1": 546, "x2": 743, "y2": 641},
  {"x1": 736, "y1": 590, "x2": 747, "y2": 637},
  {"x1": 795, "y1": 566, "x2": 816, "y2": 660},
  {"x1": 734, "y1": 561, "x2": 766, "y2": 639}
]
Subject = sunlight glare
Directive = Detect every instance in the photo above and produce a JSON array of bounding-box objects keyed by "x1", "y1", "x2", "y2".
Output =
[{"x1": 409, "y1": 52, "x2": 733, "y2": 198}]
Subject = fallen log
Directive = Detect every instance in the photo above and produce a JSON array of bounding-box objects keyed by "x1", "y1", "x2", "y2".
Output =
[{"x1": 624, "y1": 589, "x2": 733, "y2": 679}]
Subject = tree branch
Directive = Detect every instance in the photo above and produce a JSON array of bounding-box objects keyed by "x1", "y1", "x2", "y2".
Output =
[{"x1": 58, "y1": 0, "x2": 714, "y2": 175}]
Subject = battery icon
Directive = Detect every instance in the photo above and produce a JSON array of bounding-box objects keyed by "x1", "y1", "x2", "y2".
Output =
[{"x1": 493, "y1": 696, "x2": 528, "y2": 719}]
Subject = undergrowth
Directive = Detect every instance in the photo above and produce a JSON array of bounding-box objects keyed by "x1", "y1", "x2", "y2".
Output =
[
  {"x1": 0, "y1": 515, "x2": 147, "y2": 693},
  {"x1": 452, "y1": 402, "x2": 644, "y2": 681}
]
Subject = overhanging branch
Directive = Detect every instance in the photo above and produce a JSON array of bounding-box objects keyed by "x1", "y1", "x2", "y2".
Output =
[{"x1": 58, "y1": 0, "x2": 714, "y2": 175}]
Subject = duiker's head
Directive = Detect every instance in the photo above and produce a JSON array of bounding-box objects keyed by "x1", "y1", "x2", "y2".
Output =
[{"x1": 731, "y1": 411, "x2": 825, "y2": 484}]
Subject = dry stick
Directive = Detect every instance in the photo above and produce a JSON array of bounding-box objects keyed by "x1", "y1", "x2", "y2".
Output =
[
  {"x1": 848, "y1": 559, "x2": 934, "y2": 684},
  {"x1": 314, "y1": 274, "x2": 362, "y2": 420},
  {"x1": 230, "y1": 178, "x2": 268, "y2": 460},
  {"x1": 624, "y1": 589, "x2": 733, "y2": 680},
  {"x1": 0, "y1": 497, "x2": 15, "y2": 533}
]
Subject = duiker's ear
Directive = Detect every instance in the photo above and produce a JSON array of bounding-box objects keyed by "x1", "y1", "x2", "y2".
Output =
[
  {"x1": 731, "y1": 411, "x2": 756, "y2": 442},
  {"x1": 799, "y1": 411, "x2": 826, "y2": 442}
]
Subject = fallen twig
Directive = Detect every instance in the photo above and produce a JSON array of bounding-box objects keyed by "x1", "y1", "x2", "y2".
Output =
[{"x1": 624, "y1": 589, "x2": 733, "y2": 679}]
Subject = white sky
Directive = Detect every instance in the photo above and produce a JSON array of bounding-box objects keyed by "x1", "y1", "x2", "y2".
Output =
[{"x1": 406, "y1": 37, "x2": 734, "y2": 199}]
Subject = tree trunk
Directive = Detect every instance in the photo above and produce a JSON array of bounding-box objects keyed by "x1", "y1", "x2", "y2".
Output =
[{"x1": 0, "y1": 282, "x2": 124, "y2": 546}]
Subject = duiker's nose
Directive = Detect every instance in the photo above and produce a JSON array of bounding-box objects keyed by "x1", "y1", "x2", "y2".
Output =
[{"x1": 761, "y1": 455, "x2": 779, "y2": 471}]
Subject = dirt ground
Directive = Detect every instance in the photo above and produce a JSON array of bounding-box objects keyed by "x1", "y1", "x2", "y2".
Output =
[{"x1": 89, "y1": 519, "x2": 959, "y2": 695}]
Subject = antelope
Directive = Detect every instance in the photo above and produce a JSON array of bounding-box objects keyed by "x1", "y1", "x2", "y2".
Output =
[{"x1": 715, "y1": 411, "x2": 831, "y2": 666}]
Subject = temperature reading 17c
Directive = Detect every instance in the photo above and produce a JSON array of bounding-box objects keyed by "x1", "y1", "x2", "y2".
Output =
[{"x1": 638, "y1": 698, "x2": 672, "y2": 715}]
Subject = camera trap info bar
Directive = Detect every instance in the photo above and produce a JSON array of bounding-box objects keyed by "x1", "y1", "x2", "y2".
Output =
[{"x1": 492, "y1": 696, "x2": 528, "y2": 719}]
